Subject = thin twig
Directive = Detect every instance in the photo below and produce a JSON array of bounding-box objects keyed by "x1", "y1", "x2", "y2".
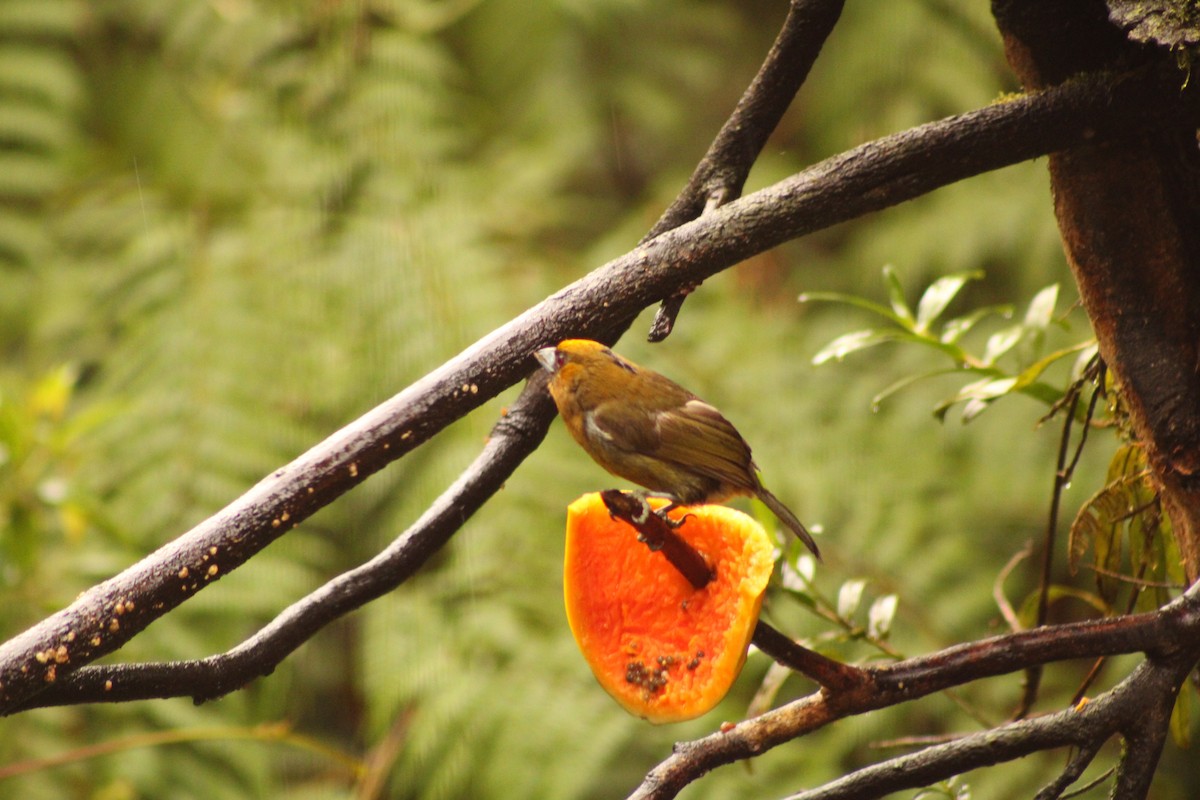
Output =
[
  {"x1": 1084, "y1": 565, "x2": 1183, "y2": 589},
  {"x1": 870, "y1": 732, "x2": 969, "y2": 749},
  {"x1": 1032, "y1": 741, "x2": 1103, "y2": 800},
  {"x1": 1017, "y1": 368, "x2": 1090, "y2": 719},
  {"x1": 1071, "y1": 558, "x2": 1152, "y2": 708},
  {"x1": 995, "y1": 542, "x2": 1034, "y2": 631},
  {"x1": 1059, "y1": 767, "x2": 1114, "y2": 800}
]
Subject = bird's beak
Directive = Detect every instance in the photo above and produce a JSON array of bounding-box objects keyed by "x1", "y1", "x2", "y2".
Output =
[{"x1": 534, "y1": 346, "x2": 558, "y2": 373}]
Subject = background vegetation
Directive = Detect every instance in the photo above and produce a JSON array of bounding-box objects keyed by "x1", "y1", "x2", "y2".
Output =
[{"x1": 0, "y1": 1, "x2": 1186, "y2": 797}]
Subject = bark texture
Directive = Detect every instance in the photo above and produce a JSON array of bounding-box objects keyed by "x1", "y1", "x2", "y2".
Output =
[{"x1": 994, "y1": 0, "x2": 1200, "y2": 579}]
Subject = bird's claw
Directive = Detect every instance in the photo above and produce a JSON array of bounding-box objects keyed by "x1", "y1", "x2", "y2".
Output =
[{"x1": 654, "y1": 506, "x2": 694, "y2": 529}]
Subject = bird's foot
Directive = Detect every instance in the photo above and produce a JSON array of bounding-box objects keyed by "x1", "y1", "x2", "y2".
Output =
[{"x1": 654, "y1": 502, "x2": 695, "y2": 530}]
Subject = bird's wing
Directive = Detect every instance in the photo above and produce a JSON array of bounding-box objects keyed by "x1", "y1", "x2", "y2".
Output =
[
  {"x1": 586, "y1": 402, "x2": 660, "y2": 453},
  {"x1": 651, "y1": 400, "x2": 755, "y2": 489}
]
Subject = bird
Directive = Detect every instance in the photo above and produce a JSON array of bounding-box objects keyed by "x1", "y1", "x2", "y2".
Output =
[{"x1": 534, "y1": 338, "x2": 820, "y2": 558}]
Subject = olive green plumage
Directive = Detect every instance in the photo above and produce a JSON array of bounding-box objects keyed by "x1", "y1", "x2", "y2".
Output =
[{"x1": 535, "y1": 339, "x2": 820, "y2": 559}]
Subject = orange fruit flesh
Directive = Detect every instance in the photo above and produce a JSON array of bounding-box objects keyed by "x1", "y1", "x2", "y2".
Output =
[{"x1": 564, "y1": 493, "x2": 775, "y2": 723}]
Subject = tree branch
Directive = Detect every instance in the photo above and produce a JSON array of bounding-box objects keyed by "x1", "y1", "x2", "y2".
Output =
[
  {"x1": 780, "y1": 707, "x2": 1092, "y2": 800},
  {"x1": 626, "y1": 584, "x2": 1200, "y2": 800},
  {"x1": 771, "y1": 646, "x2": 1196, "y2": 800},
  {"x1": 2, "y1": 66, "x2": 1195, "y2": 715},
  {"x1": 645, "y1": 0, "x2": 845, "y2": 340},
  {"x1": 3, "y1": 381, "x2": 557, "y2": 710},
  {"x1": 1032, "y1": 740, "x2": 1103, "y2": 800},
  {"x1": 776, "y1": 651, "x2": 1189, "y2": 800}
]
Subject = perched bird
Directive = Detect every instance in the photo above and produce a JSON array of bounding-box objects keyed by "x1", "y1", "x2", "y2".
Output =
[{"x1": 535, "y1": 339, "x2": 820, "y2": 558}]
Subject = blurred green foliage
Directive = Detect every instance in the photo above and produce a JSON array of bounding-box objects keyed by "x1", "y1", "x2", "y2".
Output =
[{"x1": 1, "y1": 1, "x2": 1196, "y2": 799}]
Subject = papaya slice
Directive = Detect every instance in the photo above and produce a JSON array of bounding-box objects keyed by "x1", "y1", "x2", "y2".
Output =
[{"x1": 563, "y1": 493, "x2": 774, "y2": 723}]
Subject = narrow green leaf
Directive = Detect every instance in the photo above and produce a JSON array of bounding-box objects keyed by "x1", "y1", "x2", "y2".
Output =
[
  {"x1": 837, "y1": 579, "x2": 867, "y2": 620},
  {"x1": 940, "y1": 304, "x2": 1013, "y2": 344},
  {"x1": 1109, "y1": 448, "x2": 1148, "y2": 487},
  {"x1": 793, "y1": 553, "x2": 819, "y2": 581},
  {"x1": 1162, "y1": 514, "x2": 1185, "y2": 587},
  {"x1": 867, "y1": 594, "x2": 899, "y2": 639},
  {"x1": 1012, "y1": 340, "x2": 1097, "y2": 390},
  {"x1": 915, "y1": 271, "x2": 982, "y2": 332},
  {"x1": 960, "y1": 396, "x2": 991, "y2": 423},
  {"x1": 1023, "y1": 284, "x2": 1059, "y2": 329},
  {"x1": 799, "y1": 290, "x2": 916, "y2": 328},
  {"x1": 812, "y1": 329, "x2": 900, "y2": 365},
  {"x1": 1070, "y1": 450, "x2": 1148, "y2": 602},
  {"x1": 1016, "y1": 585, "x2": 1111, "y2": 628},
  {"x1": 934, "y1": 375, "x2": 1015, "y2": 422},
  {"x1": 883, "y1": 265, "x2": 915, "y2": 327},
  {"x1": 781, "y1": 556, "x2": 815, "y2": 591},
  {"x1": 983, "y1": 325, "x2": 1022, "y2": 365},
  {"x1": 747, "y1": 661, "x2": 795, "y2": 720},
  {"x1": 963, "y1": 376, "x2": 1018, "y2": 401},
  {"x1": 1016, "y1": 381, "x2": 1066, "y2": 408}
]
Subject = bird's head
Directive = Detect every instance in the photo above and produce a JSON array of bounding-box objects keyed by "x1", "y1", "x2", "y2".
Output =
[{"x1": 535, "y1": 339, "x2": 633, "y2": 376}]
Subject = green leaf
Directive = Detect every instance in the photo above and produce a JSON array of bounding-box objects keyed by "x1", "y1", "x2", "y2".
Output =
[
  {"x1": 982, "y1": 325, "x2": 1022, "y2": 365},
  {"x1": 867, "y1": 594, "x2": 898, "y2": 639},
  {"x1": 780, "y1": 556, "x2": 815, "y2": 591},
  {"x1": 799, "y1": 291, "x2": 911, "y2": 328},
  {"x1": 946, "y1": 375, "x2": 1017, "y2": 406},
  {"x1": 837, "y1": 579, "x2": 867, "y2": 619},
  {"x1": 959, "y1": 396, "x2": 990, "y2": 423},
  {"x1": 940, "y1": 304, "x2": 1013, "y2": 345},
  {"x1": 1023, "y1": 283, "x2": 1059, "y2": 330},
  {"x1": 883, "y1": 265, "x2": 915, "y2": 327},
  {"x1": 932, "y1": 369, "x2": 1065, "y2": 421},
  {"x1": 1012, "y1": 340, "x2": 1097, "y2": 390},
  {"x1": 915, "y1": 271, "x2": 982, "y2": 332},
  {"x1": 1018, "y1": 381, "x2": 1068, "y2": 407},
  {"x1": 746, "y1": 661, "x2": 795, "y2": 720},
  {"x1": 812, "y1": 329, "x2": 902, "y2": 365}
]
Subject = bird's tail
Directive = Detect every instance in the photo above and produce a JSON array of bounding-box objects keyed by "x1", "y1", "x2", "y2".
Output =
[{"x1": 755, "y1": 486, "x2": 821, "y2": 561}]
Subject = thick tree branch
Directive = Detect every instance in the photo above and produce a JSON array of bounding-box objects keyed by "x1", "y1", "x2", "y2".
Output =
[
  {"x1": 2, "y1": 66, "x2": 1195, "y2": 715},
  {"x1": 4, "y1": 382, "x2": 557, "y2": 710}
]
